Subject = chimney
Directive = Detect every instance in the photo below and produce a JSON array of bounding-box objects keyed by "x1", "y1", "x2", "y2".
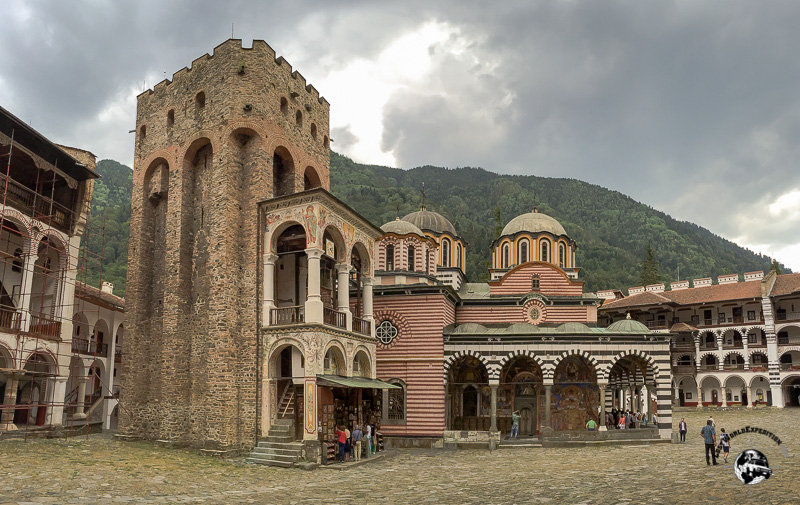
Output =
[
  {"x1": 717, "y1": 274, "x2": 739, "y2": 285},
  {"x1": 671, "y1": 280, "x2": 690, "y2": 291},
  {"x1": 645, "y1": 283, "x2": 665, "y2": 293},
  {"x1": 744, "y1": 271, "x2": 764, "y2": 282},
  {"x1": 693, "y1": 277, "x2": 712, "y2": 288},
  {"x1": 101, "y1": 282, "x2": 114, "y2": 294},
  {"x1": 628, "y1": 286, "x2": 645, "y2": 295}
]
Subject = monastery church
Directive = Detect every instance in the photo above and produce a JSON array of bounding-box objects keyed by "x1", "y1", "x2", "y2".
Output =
[{"x1": 119, "y1": 39, "x2": 672, "y2": 463}]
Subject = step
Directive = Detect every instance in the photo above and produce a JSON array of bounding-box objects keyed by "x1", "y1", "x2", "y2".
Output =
[
  {"x1": 260, "y1": 435, "x2": 295, "y2": 444},
  {"x1": 497, "y1": 443, "x2": 542, "y2": 449},
  {"x1": 246, "y1": 457, "x2": 293, "y2": 468},
  {"x1": 249, "y1": 451, "x2": 300, "y2": 463},
  {"x1": 273, "y1": 418, "x2": 294, "y2": 426},
  {"x1": 250, "y1": 448, "x2": 303, "y2": 458},
  {"x1": 257, "y1": 440, "x2": 303, "y2": 449}
]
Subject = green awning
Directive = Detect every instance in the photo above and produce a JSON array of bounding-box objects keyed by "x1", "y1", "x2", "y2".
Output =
[{"x1": 316, "y1": 374, "x2": 401, "y2": 389}]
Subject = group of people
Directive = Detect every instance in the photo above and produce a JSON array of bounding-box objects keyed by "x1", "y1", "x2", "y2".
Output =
[
  {"x1": 607, "y1": 408, "x2": 658, "y2": 429},
  {"x1": 334, "y1": 423, "x2": 377, "y2": 463},
  {"x1": 697, "y1": 416, "x2": 731, "y2": 465}
]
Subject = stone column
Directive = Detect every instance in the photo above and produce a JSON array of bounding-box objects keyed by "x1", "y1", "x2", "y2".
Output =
[
  {"x1": 543, "y1": 383, "x2": 553, "y2": 433},
  {"x1": 336, "y1": 263, "x2": 353, "y2": 331},
  {"x1": 696, "y1": 386, "x2": 703, "y2": 410},
  {"x1": 18, "y1": 252, "x2": 39, "y2": 332},
  {"x1": 362, "y1": 276, "x2": 375, "y2": 338},
  {"x1": 743, "y1": 338, "x2": 750, "y2": 369},
  {"x1": 489, "y1": 382, "x2": 498, "y2": 432},
  {"x1": 304, "y1": 248, "x2": 324, "y2": 324},
  {"x1": 766, "y1": 335, "x2": 784, "y2": 408},
  {"x1": 717, "y1": 335, "x2": 724, "y2": 371},
  {"x1": 722, "y1": 387, "x2": 728, "y2": 407},
  {"x1": 262, "y1": 253, "x2": 278, "y2": 326},
  {"x1": 674, "y1": 384, "x2": 680, "y2": 405},
  {"x1": 73, "y1": 376, "x2": 88, "y2": 420},
  {"x1": 746, "y1": 385, "x2": 754, "y2": 408},
  {"x1": 598, "y1": 383, "x2": 607, "y2": 431},
  {"x1": 1, "y1": 374, "x2": 20, "y2": 429},
  {"x1": 47, "y1": 376, "x2": 68, "y2": 426}
]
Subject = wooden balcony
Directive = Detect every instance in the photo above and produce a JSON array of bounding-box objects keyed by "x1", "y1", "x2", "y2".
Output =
[
  {"x1": 672, "y1": 365, "x2": 695, "y2": 375},
  {"x1": 71, "y1": 338, "x2": 108, "y2": 356},
  {"x1": 323, "y1": 307, "x2": 346, "y2": 330},
  {"x1": 0, "y1": 173, "x2": 73, "y2": 232},
  {"x1": 0, "y1": 304, "x2": 19, "y2": 332},
  {"x1": 352, "y1": 316, "x2": 371, "y2": 337},
  {"x1": 776, "y1": 311, "x2": 800, "y2": 322},
  {"x1": 28, "y1": 313, "x2": 61, "y2": 340},
  {"x1": 271, "y1": 305, "x2": 304, "y2": 325}
]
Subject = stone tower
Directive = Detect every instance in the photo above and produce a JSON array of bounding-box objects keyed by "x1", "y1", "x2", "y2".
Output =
[{"x1": 120, "y1": 39, "x2": 331, "y2": 452}]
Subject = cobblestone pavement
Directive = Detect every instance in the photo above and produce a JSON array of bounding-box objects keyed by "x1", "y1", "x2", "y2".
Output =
[{"x1": 1, "y1": 409, "x2": 798, "y2": 505}]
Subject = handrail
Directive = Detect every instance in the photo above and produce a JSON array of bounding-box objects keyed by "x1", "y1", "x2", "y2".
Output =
[
  {"x1": 323, "y1": 307, "x2": 346, "y2": 330},
  {"x1": 271, "y1": 305, "x2": 304, "y2": 325},
  {"x1": 281, "y1": 389, "x2": 295, "y2": 418},
  {"x1": 352, "y1": 316, "x2": 371, "y2": 336},
  {"x1": 0, "y1": 172, "x2": 73, "y2": 231}
]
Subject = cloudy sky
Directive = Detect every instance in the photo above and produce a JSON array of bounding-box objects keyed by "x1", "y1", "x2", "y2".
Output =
[{"x1": 1, "y1": 1, "x2": 799, "y2": 270}]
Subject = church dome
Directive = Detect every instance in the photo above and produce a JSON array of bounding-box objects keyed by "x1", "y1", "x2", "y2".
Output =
[
  {"x1": 607, "y1": 319, "x2": 649, "y2": 333},
  {"x1": 502, "y1": 208, "x2": 566, "y2": 237},
  {"x1": 381, "y1": 218, "x2": 424, "y2": 236},
  {"x1": 402, "y1": 208, "x2": 457, "y2": 236}
]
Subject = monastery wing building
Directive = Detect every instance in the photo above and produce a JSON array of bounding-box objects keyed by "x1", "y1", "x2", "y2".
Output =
[{"x1": 120, "y1": 39, "x2": 672, "y2": 465}]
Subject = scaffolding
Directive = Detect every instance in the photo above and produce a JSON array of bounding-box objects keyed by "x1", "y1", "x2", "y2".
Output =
[{"x1": 0, "y1": 125, "x2": 121, "y2": 439}]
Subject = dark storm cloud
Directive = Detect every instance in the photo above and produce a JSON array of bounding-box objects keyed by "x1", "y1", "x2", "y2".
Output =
[{"x1": 1, "y1": 0, "x2": 799, "y2": 266}]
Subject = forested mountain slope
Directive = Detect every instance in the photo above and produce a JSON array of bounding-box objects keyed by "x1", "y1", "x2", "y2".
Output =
[
  {"x1": 82, "y1": 153, "x2": 786, "y2": 296},
  {"x1": 329, "y1": 152, "x2": 785, "y2": 290}
]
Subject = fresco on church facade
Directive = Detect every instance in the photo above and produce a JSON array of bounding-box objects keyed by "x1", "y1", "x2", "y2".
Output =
[{"x1": 550, "y1": 356, "x2": 598, "y2": 430}]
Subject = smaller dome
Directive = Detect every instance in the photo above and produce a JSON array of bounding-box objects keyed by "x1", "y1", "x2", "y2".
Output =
[
  {"x1": 501, "y1": 208, "x2": 566, "y2": 237},
  {"x1": 506, "y1": 322, "x2": 540, "y2": 334},
  {"x1": 607, "y1": 319, "x2": 649, "y2": 333},
  {"x1": 381, "y1": 218, "x2": 424, "y2": 236},
  {"x1": 554, "y1": 322, "x2": 591, "y2": 333},
  {"x1": 453, "y1": 323, "x2": 487, "y2": 334},
  {"x1": 402, "y1": 209, "x2": 457, "y2": 236}
]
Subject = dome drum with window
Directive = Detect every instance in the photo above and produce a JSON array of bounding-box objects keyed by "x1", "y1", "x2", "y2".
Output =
[{"x1": 491, "y1": 207, "x2": 577, "y2": 273}]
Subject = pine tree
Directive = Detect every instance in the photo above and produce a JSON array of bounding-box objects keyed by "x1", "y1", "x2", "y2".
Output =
[
  {"x1": 770, "y1": 259, "x2": 782, "y2": 275},
  {"x1": 640, "y1": 242, "x2": 661, "y2": 286}
]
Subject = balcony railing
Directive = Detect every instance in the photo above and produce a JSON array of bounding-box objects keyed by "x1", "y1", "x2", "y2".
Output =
[
  {"x1": 29, "y1": 313, "x2": 61, "y2": 339},
  {"x1": 352, "y1": 316, "x2": 371, "y2": 337},
  {"x1": 776, "y1": 311, "x2": 800, "y2": 321},
  {"x1": 323, "y1": 307, "x2": 346, "y2": 330},
  {"x1": 722, "y1": 363, "x2": 745, "y2": 371},
  {"x1": 271, "y1": 305, "x2": 304, "y2": 325},
  {"x1": 672, "y1": 365, "x2": 695, "y2": 374},
  {"x1": 698, "y1": 364, "x2": 718, "y2": 372},
  {"x1": 0, "y1": 304, "x2": 19, "y2": 331},
  {"x1": 780, "y1": 363, "x2": 800, "y2": 371},
  {"x1": 722, "y1": 342, "x2": 744, "y2": 349},
  {"x1": 0, "y1": 173, "x2": 73, "y2": 232},
  {"x1": 71, "y1": 338, "x2": 108, "y2": 356},
  {"x1": 645, "y1": 320, "x2": 668, "y2": 329}
]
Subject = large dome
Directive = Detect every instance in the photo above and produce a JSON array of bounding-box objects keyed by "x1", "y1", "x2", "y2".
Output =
[
  {"x1": 502, "y1": 208, "x2": 567, "y2": 237},
  {"x1": 401, "y1": 209, "x2": 457, "y2": 235},
  {"x1": 381, "y1": 218, "x2": 424, "y2": 236}
]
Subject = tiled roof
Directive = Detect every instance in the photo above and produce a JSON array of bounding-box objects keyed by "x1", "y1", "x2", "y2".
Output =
[
  {"x1": 670, "y1": 322, "x2": 697, "y2": 332},
  {"x1": 663, "y1": 281, "x2": 761, "y2": 305},
  {"x1": 771, "y1": 273, "x2": 800, "y2": 297},
  {"x1": 600, "y1": 291, "x2": 674, "y2": 309},
  {"x1": 75, "y1": 282, "x2": 125, "y2": 310}
]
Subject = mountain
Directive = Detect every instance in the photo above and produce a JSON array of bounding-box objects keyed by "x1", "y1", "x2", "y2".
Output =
[
  {"x1": 81, "y1": 154, "x2": 787, "y2": 296},
  {"x1": 329, "y1": 152, "x2": 787, "y2": 290}
]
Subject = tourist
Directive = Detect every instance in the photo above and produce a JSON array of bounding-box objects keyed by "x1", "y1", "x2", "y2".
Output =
[
  {"x1": 626, "y1": 411, "x2": 634, "y2": 429},
  {"x1": 618, "y1": 414, "x2": 626, "y2": 430},
  {"x1": 351, "y1": 425, "x2": 363, "y2": 462},
  {"x1": 708, "y1": 415, "x2": 715, "y2": 427},
  {"x1": 364, "y1": 423, "x2": 372, "y2": 456},
  {"x1": 336, "y1": 425, "x2": 347, "y2": 462},
  {"x1": 700, "y1": 420, "x2": 717, "y2": 465},
  {"x1": 651, "y1": 412, "x2": 658, "y2": 426},
  {"x1": 586, "y1": 417, "x2": 597, "y2": 431},
  {"x1": 642, "y1": 413, "x2": 647, "y2": 425},
  {"x1": 344, "y1": 425, "x2": 351, "y2": 461},
  {"x1": 678, "y1": 418, "x2": 687, "y2": 443},
  {"x1": 720, "y1": 428, "x2": 730, "y2": 463},
  {"x1": 510, "y1": 410, "x2": 520, "y2": 439}
]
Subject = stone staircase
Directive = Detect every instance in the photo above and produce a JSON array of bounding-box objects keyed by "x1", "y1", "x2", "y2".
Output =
[{"x1": 246, "y1": 418, "x2": 303, "y2": 467}]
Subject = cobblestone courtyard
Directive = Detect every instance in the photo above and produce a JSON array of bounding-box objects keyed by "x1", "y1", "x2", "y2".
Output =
[{"x1": 1, "y1": 409, "x2": 798, "y2": 505}]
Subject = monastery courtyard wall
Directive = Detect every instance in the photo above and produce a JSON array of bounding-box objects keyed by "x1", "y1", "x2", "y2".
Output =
[{"x1": 2, "y1": 408, "x2": 797, "y2": 504}]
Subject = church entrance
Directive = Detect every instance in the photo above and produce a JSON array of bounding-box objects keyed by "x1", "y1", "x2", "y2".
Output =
[
  {"x1": 500, "y1": 355, "x2": 542, "y2": 436},
  {"x1": 445, "y1": 356, "x2": 489, "y2": 431},
  {"x1": 519, "y1": 406, "x2": 534, "y2": 436}
]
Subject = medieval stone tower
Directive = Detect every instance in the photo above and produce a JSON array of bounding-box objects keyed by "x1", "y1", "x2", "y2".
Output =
[{"x1": 120, "y1": 39, "x2": 331, "y2": 451}]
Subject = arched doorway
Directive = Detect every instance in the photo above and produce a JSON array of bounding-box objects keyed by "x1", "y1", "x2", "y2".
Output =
[
  {"x1": 782, "y1": 376, "x2": 800, "y2": 407},
  {"x1": 499, "y1": 355, "x2": 543, "y2": 435},
  {"x1": 552, "y1": 355, "x2": 598, "y2": 431},
  {"x1": 267, "y1": 342, "x2": 305, "y2": 440},
  {"x1": 701, "y1": 376, "x2": 721, "y2": 406},
  {"x1": 446, "y1": 355, "x2": 489, "y2": 431}
]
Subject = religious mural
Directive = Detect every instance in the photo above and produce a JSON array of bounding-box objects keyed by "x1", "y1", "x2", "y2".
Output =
[{"x1": 550, "y1": 356, "x2": 598, "y2": 431}]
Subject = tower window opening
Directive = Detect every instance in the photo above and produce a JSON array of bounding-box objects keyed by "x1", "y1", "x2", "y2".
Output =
[
  {"x1": 456, "y1": 243, "x2": 462, "y2": 269},
  {"x1": 296, "y1": 110, "x2": 303, "y2": 126},
  {"x1": 386, "y1": 244, "x2": 395, "y2": 271},
  {"x1": 407, "y1": 245, "x2": 415, "y2": 271},
  {"x1": 311, "y1": 123, "x2": 318, "y2": 140},
  {"x1": 501, "y1": 243, "x2": 509, "y2": 268},
  {"x1": 519, "y1": 239, "x2": 529, "y2": 264},
  {"x1": 441, "y1": 239, "x2": 451, "y2": 268},
  {"x1": 280, "y1": 97, "x2": 288, "y2": 114},
  {"x1": 540, "y1": 240, "x2": 550, "y2": 263},
  {"x1": 559, "y1": 243, "x2": 566, "y2": 268},
  {"x1": 195, "y1": 91, "x2": 206, "y2": 108}
]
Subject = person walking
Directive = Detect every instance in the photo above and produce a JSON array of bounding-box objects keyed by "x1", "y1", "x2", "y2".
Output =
[
  {"x1": 701, "y1": 420, "x2": 717, "y2": 465},
  {"x1": 336, "y1": 425, "x2": 347, "y2": 463},
  {"x1": 351, "y1": 425, "x2": 363, "y2": 462},
  {"x1": 720, "y1": 428, "x2": 731, "y2": 463},
  {"x1": 510, "y1": 410, "x2": 520, "y2": 439},
  {"x1": 344, "y1": 426, "x2": 351, "y2": 462},
  {"x1": 586, "y1": 417, "x2": 597, "y2": 431},
  {"x1": 708, "y1": 415, "x2": 715, "y2": 427},
  {"x1": 678, "y1": 418, "x2": 687, "y2": 443},
  {"x1": 365, "y1": 423, "x2": 372, "y2": 456}
]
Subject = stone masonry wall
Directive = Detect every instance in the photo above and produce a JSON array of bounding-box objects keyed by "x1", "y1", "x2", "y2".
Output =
[{"x1": 120, "y1": 39, "x2": 331, "y2": 450}]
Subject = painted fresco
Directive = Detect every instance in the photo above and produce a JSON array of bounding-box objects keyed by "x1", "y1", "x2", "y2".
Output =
[{"x1": 551, "y1": 356, "x2": 598, "y2": 431}]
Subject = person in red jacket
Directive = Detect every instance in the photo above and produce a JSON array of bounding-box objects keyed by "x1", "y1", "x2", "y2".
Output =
[{"x1": 336, "y1": 426, "x2": 347, "y2": 462}]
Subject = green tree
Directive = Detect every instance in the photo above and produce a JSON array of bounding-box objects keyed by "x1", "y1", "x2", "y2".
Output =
[
  {"x1": 639, "y1": 242, "x2": 661, "y2": 286},
  {"x1": 770, "y1": 258, "x2": 782, "y2": 275}
]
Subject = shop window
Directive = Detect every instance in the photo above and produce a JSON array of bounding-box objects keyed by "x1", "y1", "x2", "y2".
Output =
[
  {"x1": 531, "y1": 274, "x2": 540, "y2": 290},
  {"x1": 407, "y1": 245, "x2": 415, "y2": 271},
  {"x1": 376, "y1": 320, "x2": 399, "y2": 345},
  {"x1": 385, "y1": 379, "x2": 406, "y2": 423},
  {"x1": 518, "y1": 240, "x2": 529, "y2": 264},
  {"x1": 386, "y1": 244, "x2": 395, "y2": 271}
]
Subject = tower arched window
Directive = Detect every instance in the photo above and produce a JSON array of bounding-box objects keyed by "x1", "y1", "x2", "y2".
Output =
[
  {"x1": 441, "y1": 239, "x2": 451, "y2": 267},
  {"x1": 540, "y1": 240, "x2": 550, "y2": 263},
  {"x1": 407, "y1": 245, "x2": 415, "y2": 271},
  {"x1": 386, "y1": 244, "x2": 395, "y2": 271},
  {"x1": 518, "y1": 239, "x2": 529, "y2": 264},
  {"x1": 559, "y1": 243, "x2": 566, "y2": 268},
  {"x1": 456, "y1": 243, "x2": 462, "y2": 269},
  {"x1": 502, "y1": 243, "x2": 510, "y2": 268},
  {"x1": 425, "y1": 249, "x2": 430, "y2": 274}
]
